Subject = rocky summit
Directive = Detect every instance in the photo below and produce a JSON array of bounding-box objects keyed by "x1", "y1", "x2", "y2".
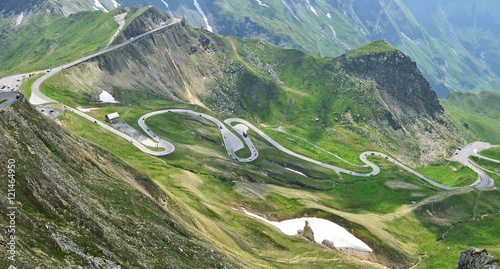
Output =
[{"x1": 456, "y1": 248, "x2": 499, "y2": 269}]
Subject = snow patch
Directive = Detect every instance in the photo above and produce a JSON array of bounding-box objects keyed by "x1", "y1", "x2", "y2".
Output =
[
  {"x1": 99, "y1": 90, "x2": 119, "y2": 103},
  {"x1": 329, "y1": 25, "x2": 337, "y2": 39},
  {"x1": 255, "y1": 0, "x2": 269, "y2": 7},
  {"x1": 15, "y1": 12, "x2": 23, "y2": 26},
  {"x1": 327, "y1": 12, "x2": 331, "y2": 19},
  {"x1": 193, "y1": 0, "x2": 212, "y2": 32},
  {"x1": 93, "y1": 0, "x2": 108, "y2": 12},
  {"x1": 243, "y1": 209, "x2": 373, "y2": 252},
  {"x1": 305, "y1": 0, "x2": 318, "y2": 16},
  {"x1": 285, "y1": 168, "x2": 307, "y2": 177},
  {"x1": 76, "y1": 107, "x2": 100, "y2": 112},
  {"x1": 401, "y1": 32, "x2": 415, "y2": 45},
  {"x1": 329, "y1": 24, "x2": 350, "y2": 50},
  {"x1": 280, "y1": 0, "x2": 300, "y2": 21},
  {"x1": 111, "y1": 0, "x2": 120, "y2": 8},
  {"x1": 160, "y1": 0, "x2": 170, "y2": 10}
]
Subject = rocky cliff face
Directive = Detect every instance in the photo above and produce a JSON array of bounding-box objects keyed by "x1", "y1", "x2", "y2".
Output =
[
  {"x1": 338, "y1": 44, "x2": 444, "y2": 125},
  {"x1": 0, "y1": 98, "x2": 238, "y2": 268},
  {"x1": 456, "y1": 248, "x2": 499, "y2": 269}
]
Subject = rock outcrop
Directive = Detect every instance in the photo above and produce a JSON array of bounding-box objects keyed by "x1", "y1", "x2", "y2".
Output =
[
  {"x1": 338, "y1": 40, "x2": 444, "y2": 125},
  {"x1": 456, "y1": 248, "x2": 499, "y2": 269},
  {"x1": 299, "y1": 220, "x2": 315, "y2": 242}
]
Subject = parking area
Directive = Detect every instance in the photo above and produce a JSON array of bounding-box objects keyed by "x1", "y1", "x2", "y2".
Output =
[
  {"x1": 35, "y1": 106, "x2": 64, "y2": 120},
  {"x1": 112, "y1": 121, "x2": 150, "y2": 142}
]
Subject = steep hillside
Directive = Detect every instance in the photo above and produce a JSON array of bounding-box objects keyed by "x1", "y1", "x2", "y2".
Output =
[
  {"x1": 0, "y1": 7, "x2": 124, "y2": 75},
  {"x1": 0, "y1": 98, "x2": 238, "y2": 268},
  {"x1": 441, "y1": 91, "x2": 500, "y2": 144},
  {"x1": 0, "y1": 0, "x2": 120, "y2": 17},
  {"x1": 41, "y1": 8, "x2": 471, "y2": 166}
]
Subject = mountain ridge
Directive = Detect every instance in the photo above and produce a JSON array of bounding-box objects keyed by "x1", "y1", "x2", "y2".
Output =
[{"x1": 40, "y1": 7, "x2": 471, "y2": 166}]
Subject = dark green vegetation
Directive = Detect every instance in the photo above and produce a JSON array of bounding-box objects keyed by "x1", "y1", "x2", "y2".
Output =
[
  {"x1": 0, "y1": 99, "x2": 238, "y2": 268},
  {"x1": 441, "y1": 91, "x2": 500, "y2": 144},
  {"x1": 0, "y1": 8, "x2": 121, "y2": 75}
]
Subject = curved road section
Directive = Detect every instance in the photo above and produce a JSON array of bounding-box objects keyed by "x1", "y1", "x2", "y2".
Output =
[
  {"x1": 451, "y1": 142, "x2": 497, "y2": 188},
  {"x1": 70, "y1": 107, "x2": 494, "y2": 191},
  {"x1": 22, "y1": 17, "x2": 180, "y2": 105}
]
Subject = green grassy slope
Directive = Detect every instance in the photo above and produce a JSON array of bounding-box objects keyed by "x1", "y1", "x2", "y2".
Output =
[
  {"x1": 0, "y1": 8, "x2": 122, "y2": 76},
  {"x1": 479, "y1": 147, "x2": 500, "y2": 160},
  {"x1": 441, "y1": 91, "x2": 500, "y2": 144}
]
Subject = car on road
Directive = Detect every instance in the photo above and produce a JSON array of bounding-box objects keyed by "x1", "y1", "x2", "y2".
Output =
[
  {"x1": 220, "y1": 126, "x2": 223, "y2": 129},
  {"x1": 457, "y1": 147, "x2": 462, "y2": 150}
]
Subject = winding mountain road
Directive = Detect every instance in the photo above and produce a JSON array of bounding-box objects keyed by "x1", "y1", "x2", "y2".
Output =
[{"x1": 3, "y1": 11, "x2": 497, "y2": 191}]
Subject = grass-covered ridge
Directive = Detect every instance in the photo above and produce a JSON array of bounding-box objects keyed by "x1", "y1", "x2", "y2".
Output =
[
  {"x1": 344, "y1": 39, "x2": 399, "y2": 58},
  {"x1": 0, "y1": 8, "x2": 122, "y2": 76},
  {"x1": 441, "y1": 91, "x2": 500, "y2": 144}
]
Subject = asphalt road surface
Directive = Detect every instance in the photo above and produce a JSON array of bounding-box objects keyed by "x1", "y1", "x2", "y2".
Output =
[
  {"x1": 450, "y1": 142, "x2": 498, "y2": 188},
  {"x1": 101, "y1": 12, "x2": 127, "y2": 51},
  {"x1": 0, "y1": 92, "x2": 22, "y2": 109}
]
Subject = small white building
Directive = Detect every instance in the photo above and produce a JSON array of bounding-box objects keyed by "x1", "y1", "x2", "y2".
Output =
[{"x1": 105, "y1": 112, "x2": 120, "y2": 124}]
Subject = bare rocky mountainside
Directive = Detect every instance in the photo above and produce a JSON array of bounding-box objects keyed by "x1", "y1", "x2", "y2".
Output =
[
  {"x1": 47, "y1": 7, "x2": 471, "y2": 166},
  {"x1": 0, "y1": 98, "x2": 238, "y2": 268}
]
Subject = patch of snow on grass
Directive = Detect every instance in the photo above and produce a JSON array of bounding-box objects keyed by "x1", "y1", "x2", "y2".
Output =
[
  {"x1": 305, "y1": 0, "x2": 318, "y2": 16},
  {"x1": 329, "y1": 24, "x2": 351, "y2": 50},
  {"x1": 76, "y1": 107, "x2": 100, "y2": 112},
  {"x1": 243, "y1": 209, "x2": 372, "y2": 252},
  {"x1": 93, "y1": 0, "x2": 108, "y2": 12},
  {"x1": 99, "y1": 90, "x2": 119, "y2": 103},
  {"x1": 15, "y1": 12, "x2": 23, "y2": 26},
  {"x1": 401, "y1": 32, "x2": 416, "y2": 45},
  {"x1": 327, "y1": 12, "x2": 331, "y2": 19},
  {"x1": 160, "y1": 0, "x2": 169, "y2": 10},
  {"x1": 255, "y1": 0, "x2": 269, "y2": 7},
  {"x1": 193, "y1": 0, "x2": 213, "y2": 32},
  {"x1": 285, "y1": 168, "x2": 307, "y2": 177},
  {"x1": 280, "y1": 0, "x2": 300, "y2": 21}
]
